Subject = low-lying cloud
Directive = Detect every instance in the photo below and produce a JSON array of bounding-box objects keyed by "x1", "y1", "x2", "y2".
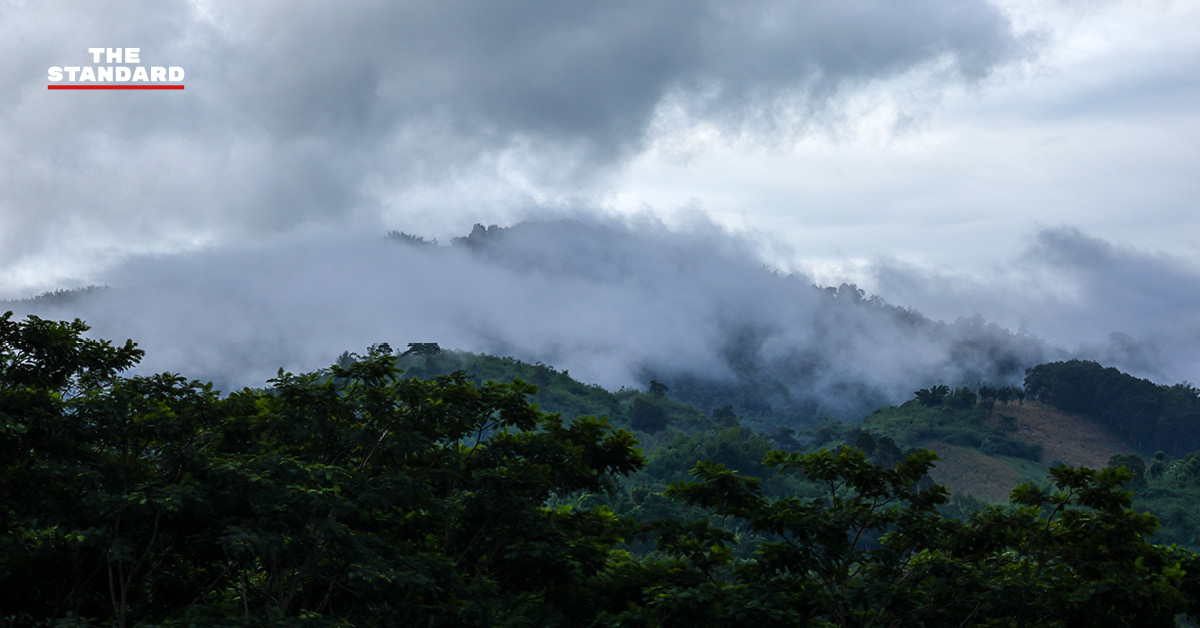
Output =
[
  {"x1": 865, "y1": 226, "x2": 1200, "y2": 386},
  {"x1": 11, "y1": 216, "x2": 1194, "y2": 425}
]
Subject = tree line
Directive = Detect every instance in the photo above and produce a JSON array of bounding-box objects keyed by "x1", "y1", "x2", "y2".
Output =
[{"x1": 1025, "y1": 360, "x2": 1200, "y2": 455}]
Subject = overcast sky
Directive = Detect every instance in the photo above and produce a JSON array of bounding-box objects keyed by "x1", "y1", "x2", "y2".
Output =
[
  {"x1": 2, "y1": 0, "x2": 1197, "y2": 294},
  {"x1": 3, "y1": 0, "x2": 1200, "y2": 391}
]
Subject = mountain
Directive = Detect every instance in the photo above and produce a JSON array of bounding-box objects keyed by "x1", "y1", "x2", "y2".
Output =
[{"x1": 4, "y1": 219, "x2": 1060, "y2": 430}]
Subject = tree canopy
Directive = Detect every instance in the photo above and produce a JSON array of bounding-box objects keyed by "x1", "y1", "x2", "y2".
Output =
[
  {"x1": 3, "y1": 312, "x2": 1200, "y2": 626},
  {"x1": 1, "y1": 312, "x2": 642, "y2": 626}
]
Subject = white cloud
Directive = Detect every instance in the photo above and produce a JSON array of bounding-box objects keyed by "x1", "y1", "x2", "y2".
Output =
[{"x1": 608, "y1": 1, "x2": 1200, "y2": 277}]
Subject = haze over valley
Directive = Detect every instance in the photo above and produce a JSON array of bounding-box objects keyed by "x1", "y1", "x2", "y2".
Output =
[{"x1": 9, "y1": 216, "x2": 1197, "y2": 425}]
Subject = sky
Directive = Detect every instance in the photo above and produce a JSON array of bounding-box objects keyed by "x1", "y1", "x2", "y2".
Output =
[{"x1": 2, "y1": 0, "x2": 1199, "y2": 402}]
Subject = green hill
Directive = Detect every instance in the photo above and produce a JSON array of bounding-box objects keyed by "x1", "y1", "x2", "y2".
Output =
[
  {"x1": 343, "y1": 344, "x2": 1200, "y2": 549},
  {"x1": 383, "y1": 347, "x2": 714, "y2": 437}
]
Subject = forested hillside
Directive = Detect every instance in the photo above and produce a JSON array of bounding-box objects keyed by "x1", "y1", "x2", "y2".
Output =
[
  {"x1": 336, "y1": 340, "x2": 1200, "y2": 553},
  {"x1": 1025, "y1": 360, "x2": 1200, "y2": 455},
  {"x1": 5, "y1": 312, "x2": 1200, "y2": 626}
]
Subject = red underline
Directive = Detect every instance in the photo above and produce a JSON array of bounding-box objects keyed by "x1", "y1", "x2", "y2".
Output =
[{"x1": 47, "y1": 84, "x2": 185, "y2": 90}]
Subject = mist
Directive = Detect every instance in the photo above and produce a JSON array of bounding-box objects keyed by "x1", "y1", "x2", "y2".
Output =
[
  {"x1": 863, "y1": 227, "x2": 1200, "y2": 386},
  {"x1": 7, "y1": 215, "x2": 1197, "y2": 424}
]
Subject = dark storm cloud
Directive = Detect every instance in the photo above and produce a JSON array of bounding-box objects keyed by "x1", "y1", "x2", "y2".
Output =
[
  {"x1": 221, "y1": 0, "x2": 1024, "y2": 161},
  {"x1": 0, "y1": 0, "x2": 1029, "y2": 293}
]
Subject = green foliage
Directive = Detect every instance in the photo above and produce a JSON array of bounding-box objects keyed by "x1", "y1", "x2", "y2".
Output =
[
  {"x1": 390, "y1": 351, "x2": 714, "y2": 436},
  {"x1": 915, "y1": 384, "x2": 1022, "y2": 412},
  {"x1": 1131, "y1": 450, "x2": 1200, "y2": 547},
  {"x1": 6, "y1": 313, "x2": 1200, "y2": 626},
  {"x1": 711, "y1": 404, "x2": 739, "y2": 428},
  {"x1": 857, "y1": 387, "x2": 1046, "y2": 464},
  {"x1": 1108, "y1": 452, "x2": 1148, "y2": 490},
  {"x1": 0, "y1": 311, "x2": 142, "y2": 392},
  {"x1": 400, "y1": 342, "x2": 441, "y2": 358},
  {"x1": 396, "y1": 352, "x2": 627, "y2": 426},
  {"x1": 1026, "y1": 359, "x2": 1200, "y2": 455},
  {"x1": 1, "y1": 313, "x2": 644, "y2": 626},
  {"x1": 946, "y1": 386, "x2": 978, "y2": 409},
  {"x1": 914, "y1": 384, "x2": 950, "y2": 406},
  {"x1": 642, "y1": 427, "x2": 775, "y2": 485},
  {"x1": 626, "y1": 448, "x2": 1200, "y2": 627},
  {"x1": 630, "y1": 396, "x2": 668, "y2": 433}
]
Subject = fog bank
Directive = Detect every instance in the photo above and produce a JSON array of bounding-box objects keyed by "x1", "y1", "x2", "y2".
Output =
[{"x1": 9, "y1": 216, "x2": 1196, "y2": 422}]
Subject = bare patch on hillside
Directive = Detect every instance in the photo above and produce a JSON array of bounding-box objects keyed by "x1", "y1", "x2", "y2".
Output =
[
  {"x1": 923, "y1": 441, "x2": 1027, "y2": 503},
  {"x1": 988, "y1": 401, "x2": 1129, "y2": 469}
]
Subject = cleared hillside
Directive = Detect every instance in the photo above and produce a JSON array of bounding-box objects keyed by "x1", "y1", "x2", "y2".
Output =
[
  {"x1": 989, "y1": 401, "x2": 1129, "y2": 469},
  {"x1": 931, "y1": 402, "x2": 1131, "y2": 501},
  {"x1": 865, "y1": 397, "x2": 1135, "y2": 503},
  {"x1": 921, "y1": 441, "x2": 1029, "y2": 502}
]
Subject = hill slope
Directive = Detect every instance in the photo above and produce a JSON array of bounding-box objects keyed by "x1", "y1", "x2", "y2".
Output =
[
  {"x1": 858, "y1": 398, "x2": 1135, "y2": 502},
  {"x1": 993, "y1": 401, "x2": 1129, "y2": 469}
]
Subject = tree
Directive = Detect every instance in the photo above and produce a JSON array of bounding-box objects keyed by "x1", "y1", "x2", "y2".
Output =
[
  {"x1": 630, "y1": 396, "x2": 668, "y2": 433},
  {"x1": 0, "y1": 311, "x2": 141, "y2": 392},
  {"x1": 1025, "y1": 360, "x2": 1200, "y2": 454},
  {"x1": 633, "y1": 446, "x2": 952, "y2": 627},
  {"x1": 946, "y1": 386, "x2": 978, "y2": 409},
  {"x1": 622, "y1": 447, "x2": 1200, "y2": 627},
  {"x1": 402, "y1": 342, "x2": 441, "y2": 358},
  {"x1": 914, "y1": 385, "x2": 949, "y2": 406},
  {"x1": 977, "y1": 384, "x2": 997, "y2": 412},
  {"x1": 853, "y1": 430, "x2": 876, "y2": 456},
  {"x1": 0, "y1": 312, "x2": 643, "y2": 626},
  {"x1": 711, "y1": 404, "x2": 738, "y2": 428},
  {"x1": 1108, "y1": 452, "x2": 1148, "y2": 490}
]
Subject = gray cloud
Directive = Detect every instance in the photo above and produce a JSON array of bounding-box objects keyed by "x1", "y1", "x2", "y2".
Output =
[
  {"x1": 0, "y1": 0, "x2": 1030, "y2": 294},
  {"x1": 865, "y1": 226, "x2": 1200, "y2": 385},
  {"x1": 219, "y1": 0, "x2": 1022, "y2": 156}
]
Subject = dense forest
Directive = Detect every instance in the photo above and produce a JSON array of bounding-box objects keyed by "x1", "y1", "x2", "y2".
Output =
[{"x1": 5, "y1": 312, "x2": 1200, "y2": 626}]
